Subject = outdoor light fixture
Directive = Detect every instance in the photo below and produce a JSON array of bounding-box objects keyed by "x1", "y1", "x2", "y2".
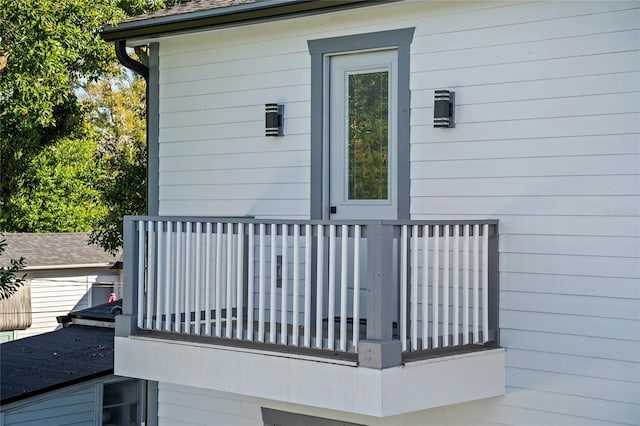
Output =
[
  {"x1": 265, "y1": 103, "x2": 284, "y2": 136},
  {"x1": 433, "y1": 90, "x2": 455, "y2": 128}
]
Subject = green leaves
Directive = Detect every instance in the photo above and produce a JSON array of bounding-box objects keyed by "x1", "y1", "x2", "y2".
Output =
[
  {"x1": 9, "y1": 137, "x2": 107, "y2": 232},
  {"x1": 0, "y1": 0, "x2": 123, "y2": 132},
  {"x1": 87, "y1": 74, "x2": 147, "y2": 255},
  {"x1": 0, "y1": 0, "x2": 187, "y2": 251},
  {"x1": 0, "y1": 237, "x2": 26, "y2": 300}
]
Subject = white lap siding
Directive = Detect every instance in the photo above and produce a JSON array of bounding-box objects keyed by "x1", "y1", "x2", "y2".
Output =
[
  {"x1": 14, "y1": 270, "x2": 121, "y2": 339},
  {"x1": 156, "y1": 1, "x2": 640, "y2": 424}
]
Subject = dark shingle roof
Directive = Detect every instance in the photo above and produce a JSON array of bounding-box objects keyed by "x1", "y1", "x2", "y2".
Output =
[
  {"x1": 100, "y1": 0, "x2": 378, "y2": 42},
  {"x1": 69, "y1": 300, "x2": 122, "y2": 323},
  {"x1": 123, "y1": 0, "x2": 263, "y2": 23},
  {"x1": 0, "y1": 233, "x2": 118, "y2": 269},
  {"x1": 0, "y1": 325, "x2": 114, "y2": 405}
]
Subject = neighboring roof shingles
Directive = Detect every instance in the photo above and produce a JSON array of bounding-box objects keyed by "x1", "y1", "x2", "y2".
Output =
[
  {"x1": 0, "y1": 233, "x2": 118, "y2": 269},
  {"x1": 100, "y1": 0, "x2": 377, "y2": 42},
  {"x1": 70, "y1": 300, "x2": 123, "y2": 322},
  {"x1": 0, "y1": 325, "x2": 114, "y2": 405},
  {"x1": 0, "y1": 301, "x2": 121, "y2": 405},
  {"x1": 123, "y1": 0, "x2": 263, "y2": 23}
]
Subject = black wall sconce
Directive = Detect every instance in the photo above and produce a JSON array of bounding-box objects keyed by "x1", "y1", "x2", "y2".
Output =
[
  {"x1": 433, "y1": 90, "x2": 455, "y2": 128},
  {"x1": 265, "y1": 103, "x2": 284, "y2": 136}
]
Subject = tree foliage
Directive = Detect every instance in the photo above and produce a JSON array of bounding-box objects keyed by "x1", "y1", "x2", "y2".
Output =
[
  {"x1": 0, "y1": 0, "x2": 122, "y2": 231},
  {"x1": 86, "y1": 75, "x2": 148, "y2": 254},
  {"x1": 0, "y1": 236, "x2": 26, "y2": 300},
  {"x1": 9, "y1": 137, "x2": 107, "y2": 232},
  {"x1": 0, "y1": 0, "x2": 186, "y2": 250}
]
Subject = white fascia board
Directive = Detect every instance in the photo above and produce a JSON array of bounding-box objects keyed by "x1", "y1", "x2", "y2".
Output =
[
  {"x1": 23, "y1": 263, "x2": 115, "y2": 271},
  {"x1": 115, "y1": 336, "x2": 505, "y2": 417}
]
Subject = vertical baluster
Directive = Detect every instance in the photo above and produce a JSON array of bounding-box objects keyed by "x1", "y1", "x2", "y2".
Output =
[
  {"x1": 292, "y1": 224, "x2": 300, "y2": 346},
  {"x1": 421, "y1": 225, "x2": 429, "y2": 350},
  {"x1": 411, "y1": 225, "x2": 419, "y2": 351},
  {"x1": 304, "y1": 224, "x2": 312, "y2": 347},
  {"x1": 463, "y1": 224, "x2": 470, "y2": 345},
  {"x1": 184, "y1": 223, "x2": 192, "y2": 334},
  {"x1": 163, "y1": 222, "x2": 173, "y2": 331},
  {"x1": 339, "y1": 225, "x2": 348, "y2": 352},
  {"x1": 443, "y1": 225, "x2": 450, "y2": 347},
  {"x1": 280, "y1": 224, "x2": 289, "y2": 345},
  {"x1": 482, "y1": 223, "x2": 489, "y2": 343},
  {"x1": 236, "y1": 223, "x2": 245, "y2": 339},
  {"x1": 146, "y1": 222, "x2": 156, "y2": 329},
  {"x1": 215, "y1": 223, "x2": 223, "y2": 337},
  {"x1": 246, "y1": 223, "x2": 255, "y2": 341},
  {"x1": 352, "y1": 225, "x2": 361, "y2": 352},
  {"x1": 225, "y1": 223, "x2": 234, "y2": 338},
  {"x1": 194, "y1": 222, "x2": 202, "y2": 335},
  {"x1": 173, "y1": 222, "x2": 182, "y2": 332},
  {"x1": 473, "y1": 224, "x2": 480, "y2": 343},
  {"x1": 137, "y1": 221, "x2": 145, "y2": 329},
  {"x1": 155, "y1": 221, "x2": 164, "y2": 330},
  {"x1": 315, "y1": 224, "x2": 324, "y2": 349},
  {"x1": 269, "y1": 223, "x2": 277, "y2": 344},
  {"x1": 258, "y1": 224, "x2": 266, "y2": 342},
  {"x1": 400, "y1": 225, "x2": 408, "y2": 352},
  {"x1": 280, "y1": 223, "x2": 289, "y2": 345},
  {"x1": 328, "y1": 224, "x2": 336, "y2": 350},
  {"x1": 203, "y1": 223, "x2": 211, "y2": 335},
  {"x1": 432, "y1": 225, "x2": 440, "y2": 349},
  {"x1": 453, "y1": 224, "x2": 460, "y2": 346}
]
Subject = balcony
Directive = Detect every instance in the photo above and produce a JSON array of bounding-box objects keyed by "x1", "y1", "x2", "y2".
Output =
[{"x1": 115, "y1": 216, "x2": 505, "y2": 416}]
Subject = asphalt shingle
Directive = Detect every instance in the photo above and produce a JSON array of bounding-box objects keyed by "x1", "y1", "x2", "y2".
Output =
[
  {"x1": 0, "y1": 233, "x2": 118, "y2": 269},
  {"x1": 122, "y1": 0, "x2": 264, "y2": 23}
]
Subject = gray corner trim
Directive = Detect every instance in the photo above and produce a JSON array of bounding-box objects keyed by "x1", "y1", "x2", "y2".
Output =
[
  {"x1": 118, "y1": 217, "x2": 139, "y2": 337},
  {"x1": 396, "y1": 38, "x2": 411, "y2": 220},
  {"x1": 148, "y1": 43, "x2": 160, "y2": 216},
  {"x1": 488, "y1": 222, "x2": 500, "y2": 347},
  {"x1": 309, "y1": 51, "x2": 324, "y2": 220},
  {"x1": 308, "y1": 27, "x2": 414, "y2": 220},
  {"x1": 145, "y1": 381, "x2": 159, "y2": 426}
]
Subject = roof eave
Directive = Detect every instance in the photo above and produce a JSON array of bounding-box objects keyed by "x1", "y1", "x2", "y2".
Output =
[
  {"x1": 23, "y1": 262, "x2": 117, "y2": 271},
  {"x1": 100, "y1": 0, "x2": 393, "y2": 42}
]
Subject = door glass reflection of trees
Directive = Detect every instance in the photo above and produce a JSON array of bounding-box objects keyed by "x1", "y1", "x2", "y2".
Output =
[{"x1": 347, "y1": 70, "x2": 389, "y2": 200}]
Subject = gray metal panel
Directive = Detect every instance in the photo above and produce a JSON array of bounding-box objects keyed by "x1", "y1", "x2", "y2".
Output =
[{"x1": 307, "y1": 28, "x2": 415, "y2": 220}]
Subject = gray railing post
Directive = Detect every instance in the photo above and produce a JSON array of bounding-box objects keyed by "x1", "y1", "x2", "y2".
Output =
[
  {"x1": 116, "y1": 216, "x2": 140, "y2": 337},
  {"x1": 488, "y1": 223, "x2": 500, "y2": 346},
  {"x1": 359, "y1": 221, "x2": 401, "y2": 369}
]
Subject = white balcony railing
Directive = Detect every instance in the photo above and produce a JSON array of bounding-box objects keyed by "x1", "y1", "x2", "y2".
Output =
[{"x1": 120, "y1": 217, "x2": 498, "y2": 360}]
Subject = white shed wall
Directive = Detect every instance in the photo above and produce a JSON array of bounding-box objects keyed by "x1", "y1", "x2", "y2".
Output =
[
  {"x1": 155, "y1": 1, "x2": 639, "y2": 425},
  {"x1": 14, "y1": 269, "x2": 121, "y2": 339}
]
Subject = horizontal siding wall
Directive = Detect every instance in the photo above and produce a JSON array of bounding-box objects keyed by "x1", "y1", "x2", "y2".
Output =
[
  {"x1": 405, "y1": 1, "x2": 640, "y2": 425},
  {"x1": 14, "y1": 270, "x2": 121, "y2": 339},
  {"x1": 156, "y1": 1, "x2": 639, "y2": 425},
  {"x1": 3, "y1": 384, "x2": 96, "y2": 426}
]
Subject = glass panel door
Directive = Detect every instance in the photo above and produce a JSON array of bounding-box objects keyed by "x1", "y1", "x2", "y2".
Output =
[{"x1": 329, "y1": 50, "x2": 397, "y2": 220}]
